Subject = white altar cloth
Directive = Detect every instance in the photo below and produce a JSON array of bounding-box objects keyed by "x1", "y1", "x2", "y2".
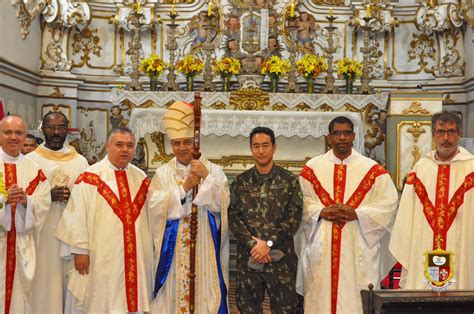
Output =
[{"x1": 129, "y1": 109, "x2": 365, "y2": 153}]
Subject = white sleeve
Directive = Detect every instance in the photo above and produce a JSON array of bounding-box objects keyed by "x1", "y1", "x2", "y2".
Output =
[{"x1": 13, "y1": 196, "x2": 43, "y2": 233}]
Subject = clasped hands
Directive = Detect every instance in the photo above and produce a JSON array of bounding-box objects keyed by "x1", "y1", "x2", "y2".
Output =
[
  {"x1": 51, "y1": 185, "x2": 71, "y2": 203},
  {"x1": 6, "y1": 184, "x2": 27, "y2": 207},
  {"x1": 320, "y1": 204, "x2": 357, "y2": 225},
  {"x1": 249, "y1": 236, "x2": 272, "y2": 264},
  {"x1": 182, "y1": 160, "x2": 209, "y2": 193}
]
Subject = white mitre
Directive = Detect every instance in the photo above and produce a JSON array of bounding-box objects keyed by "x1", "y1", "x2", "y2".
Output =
[{"x1": 162, "y1": 101, "x2": 194, "y2": 140}]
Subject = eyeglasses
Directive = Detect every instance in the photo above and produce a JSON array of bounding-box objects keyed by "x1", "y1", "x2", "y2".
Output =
[
  {"x1": 330, "y1": 130, "x2": 354, "y2": 137},
  {"x1": 433, "y1": 129, "x2": 459, "y2": 137},
  {"x1": 2, "y1": 130, "x2": 26, "y2": 137},
  {"x1": 44, "y1": 125, "x2": 68, "y2": 132}
]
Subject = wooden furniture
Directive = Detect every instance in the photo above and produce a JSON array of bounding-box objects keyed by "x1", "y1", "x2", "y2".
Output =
[{"x1": 361, "y1": 286, "x2": 474, "y2": 313}]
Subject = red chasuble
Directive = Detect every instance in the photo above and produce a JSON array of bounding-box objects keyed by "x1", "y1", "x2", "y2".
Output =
[
  {"x1": 300, "y1": 163, "x2": 387, "y2": 314},
  {"x1": 3, "y1": 164, "x2": 46, "y2": 314},
  {"x1": 75, "y1": 171, "x2": 150, "y2": 312}
]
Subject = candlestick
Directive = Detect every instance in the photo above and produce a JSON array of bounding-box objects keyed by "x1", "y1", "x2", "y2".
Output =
[{"x1": 208, "y1": 1, "x2": 212, "y2": 16}]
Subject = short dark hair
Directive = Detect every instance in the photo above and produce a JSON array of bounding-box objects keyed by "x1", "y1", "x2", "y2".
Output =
[
  {"x1": 42, "y1": 111, "x2": 69, "y2": 127},
  {"x1": 250, "y1": 126, "x2": 275, "y2": 146},
  {"x1": 26, "y1": 133, "x2": 36, "y2": 140},
  {"x1": 107, "y1": 126, "x2": 135, "y2": 143},
  {"x1": 431, "y1": 111, "x2": 461, "y2": 131},
  {"x1": 328, "y1": 116, "x2": 354, "y2": 133}
]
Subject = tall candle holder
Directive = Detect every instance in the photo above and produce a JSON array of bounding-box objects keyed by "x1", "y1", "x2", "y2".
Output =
[
  {"x1": 284, "y1": 15, "x2": 300, "y2": 93},
  {"x1": 161, "y1": 11, "x2": 180, "y2": 91},
  {"x1": 359, "y1": 16, "x2": 374, "y2": 94},
  {"x1": 125, "y1": 6, "x2": 147, "y2": 90},
  {"x1": 201, "y1": 13, "x2": 215, "y2": 91},
  {"x1": 322, "y1": 15, "x2": 338, "y2": 94}
]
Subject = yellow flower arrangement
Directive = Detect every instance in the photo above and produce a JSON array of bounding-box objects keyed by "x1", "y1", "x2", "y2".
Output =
[
  {"x1": 176, "y1": 55, "x2": 204, "y2": 78},
  {"x1": 296, "y1": 54, "x2": 328, "y2": 79},
  {"x1": 213, "y1": 57, "x2": 241, "y2": 78},
  {"x1": 336, "y1": 57, "x2": 363, "y2": 80},
  {"x1": 260, "y1": 56, "x2": 291, "y2": 78},
  {"x1": 139, "y1": 54, "x2": 168, "y2": 77}
]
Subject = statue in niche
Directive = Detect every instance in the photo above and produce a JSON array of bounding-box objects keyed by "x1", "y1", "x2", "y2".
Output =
[
  {"x1": 223, "y1": 0, "x2": 279, "y2": 74},
  {"x1": 226, "y1": 15, "x2": 241, "y2": 40},
  {"x1": 262, "y1": 35, "x2": 282, "y2": 58},
  {"x1": 296, "y1": 11, "x2": 318, "y2": 53},
  {"x1": 110, "y1": 105, "x2": 126, "y2": 129},
  {"x1": 224, "y1": 38, "x2": 243, "y2": 59},
  {"x1": 189, "y1": 10, "x2": 218, "y2": 50}
]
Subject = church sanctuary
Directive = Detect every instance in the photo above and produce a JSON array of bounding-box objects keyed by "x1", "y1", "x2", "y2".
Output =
[{"x1": 1, "y1": 0, "x2": 474, "y2": 313}]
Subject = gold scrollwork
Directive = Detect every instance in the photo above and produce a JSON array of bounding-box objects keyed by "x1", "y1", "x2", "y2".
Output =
[
  {"x1": 318, "y1": 104, "x2": 335, "y2": 112},
  {"x1": 210, "y1": 102, "x2": 227, "y2": 110},
  {"x1": 346, "y1": 104, "x2": 386, "y2": 159},
  {"x1": 402, "y1": 101, "x2": 430, "y2": 115},
  {"x1": 230, "y1": 88, "x2": 269, "y2": 110},
  {"x1": 209, "y1": 155, "x2": 310, "y2": 169},
  {"x1": 72, "y1": 26, "x2": 103, "y2": 68},
  {"x1": 408, "y1": 33, "x2": 437, "y2": 74},
  {"x1": 407, "y1": 121, "x2": 427, "y2": 143},
  {"x1": 411, "y1": 145, "x2": 421, "y2": 169},
  {"x1": 272, "y1": 103, "x2": 288, "y2": 111},
  {"x1": 310, "y1": 0, "x2": 345, "y2": 6},
  {"x1": 295, "y1": 103, "x2": 311, "y2": 111},
  {"x1": 150, "y1": 132, "x2": 173, "y2": 165},
  {"x1": 49, "y1": 87, "x2": 65, "y2": 98}
]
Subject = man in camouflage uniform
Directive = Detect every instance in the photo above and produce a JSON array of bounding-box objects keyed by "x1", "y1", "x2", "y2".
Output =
[{"x1": 229, "y1": 126, "x2": 303, "y2": 314}]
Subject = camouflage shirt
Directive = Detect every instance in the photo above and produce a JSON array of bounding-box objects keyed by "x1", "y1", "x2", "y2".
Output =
[{"x1": 229, "y1": 164, "x2": 303, "y2": 274}]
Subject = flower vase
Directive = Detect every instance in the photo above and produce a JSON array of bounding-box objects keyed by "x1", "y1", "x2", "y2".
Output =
[
  {"x1": 270, "y1": 76, "x2": 279, "y2": 93},
  {"x1": 186, "y1": 76, "x2": 194, "y2": 91},
  {"x1": 345, "y1": 77, "x2": 354, "y2": 94},
  {"x1": 307, "y1": 78, "x2": 315, "y2": 93},
  {"x1": 222, "y1": 76, "x2": 231, "y2": 92},
  {"x1": 150, "y1": 75, "x2": 158, "y2": 91}
]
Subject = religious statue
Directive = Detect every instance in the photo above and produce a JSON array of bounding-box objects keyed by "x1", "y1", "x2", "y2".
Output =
[{"x1": 296, "y1": 11, "x2": 318, "y2": 53}]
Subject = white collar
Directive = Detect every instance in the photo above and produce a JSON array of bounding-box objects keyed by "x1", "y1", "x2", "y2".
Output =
[
  {"x1": 40, "y1": 143, "x2": 70, "y2": 154},
  {"x1": 427, "y1": 146, "x2": 474, "y2": 164},
  {"x1": 0, "y1": 147, "x2": 24, "y2": 163},
  {"x1": 328, "y1": 148, "x2": 357, "y2": 165}
]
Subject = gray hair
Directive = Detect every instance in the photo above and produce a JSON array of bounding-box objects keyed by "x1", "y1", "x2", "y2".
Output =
[
  {"x1": 431, "y1": 111, "x2": 462, "y2": 131},
  {"x1": 107, "y1": 126, "x2": 135, "y2": 143}
]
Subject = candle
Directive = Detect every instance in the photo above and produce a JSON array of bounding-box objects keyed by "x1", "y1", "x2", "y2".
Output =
[
  {"x1": 137, "y1": 2, "x2": 141, "y2": 13},
  {"x1": 208, "y1": 1, "x2": 212, "y2": 16},
  {"x1": 366, "y1": 4, "x2": 371, "y2": 18},
  {"x1": 171, "y1": 4, "x2": 175, "y2": 15},
  {"x1": 290, "y1": 2, "x2": 295, "y2": 17},
  {"x1": 329, "y1": 7, "x2": 333, "y2": 17}
]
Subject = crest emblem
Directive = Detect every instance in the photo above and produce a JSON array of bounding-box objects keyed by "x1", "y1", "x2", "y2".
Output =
[{"x1": 424, "y1": 248, "x2": 455, "y2": 291}]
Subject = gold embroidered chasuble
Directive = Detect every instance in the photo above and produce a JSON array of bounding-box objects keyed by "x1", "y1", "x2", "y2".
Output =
[
  {"x1": 296, "y1": 150, "x2": 398, "y2": 314},
  {"x1": 55, "y1": 157, "x2": 153, "y2": 313},
  {"x1": 149, "y1": 157, "x2": 230, "y2": 314},
  {"x1": 390, "y1": 147, "x2": 474, "y2": 289}
]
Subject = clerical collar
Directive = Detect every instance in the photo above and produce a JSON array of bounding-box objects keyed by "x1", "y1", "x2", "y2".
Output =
[
  {"x1": 0, "y1": 147, "x2": 24, "y2": 163},
  {"x1": 329, "y1": 149, "x2": 356, "y2": 165},
  {"x1": 105, "y1": 155, "x2": 129, "y2": 171},
  {"x1": 41, "y1": 143, "x2": 69, "y2": 154}
]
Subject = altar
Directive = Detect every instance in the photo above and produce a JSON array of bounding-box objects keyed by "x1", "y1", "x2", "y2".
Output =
[{"x1": 112, "y1": 89, "x2": 388, "y2": 174}]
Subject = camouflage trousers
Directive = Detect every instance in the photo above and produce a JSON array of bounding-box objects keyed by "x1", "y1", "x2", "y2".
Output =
[{"x1": 236, "y1": 271, "x2": 302, "y2": 314}]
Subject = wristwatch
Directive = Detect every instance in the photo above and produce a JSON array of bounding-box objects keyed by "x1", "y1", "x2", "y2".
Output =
[{"x1": 266, "y1": 240, "x2": 274, "y2": 248}]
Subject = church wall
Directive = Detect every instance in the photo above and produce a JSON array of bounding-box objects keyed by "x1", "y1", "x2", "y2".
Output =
[{"x1": 0, "y1": 1, "x2": 41, "y2": 73}]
